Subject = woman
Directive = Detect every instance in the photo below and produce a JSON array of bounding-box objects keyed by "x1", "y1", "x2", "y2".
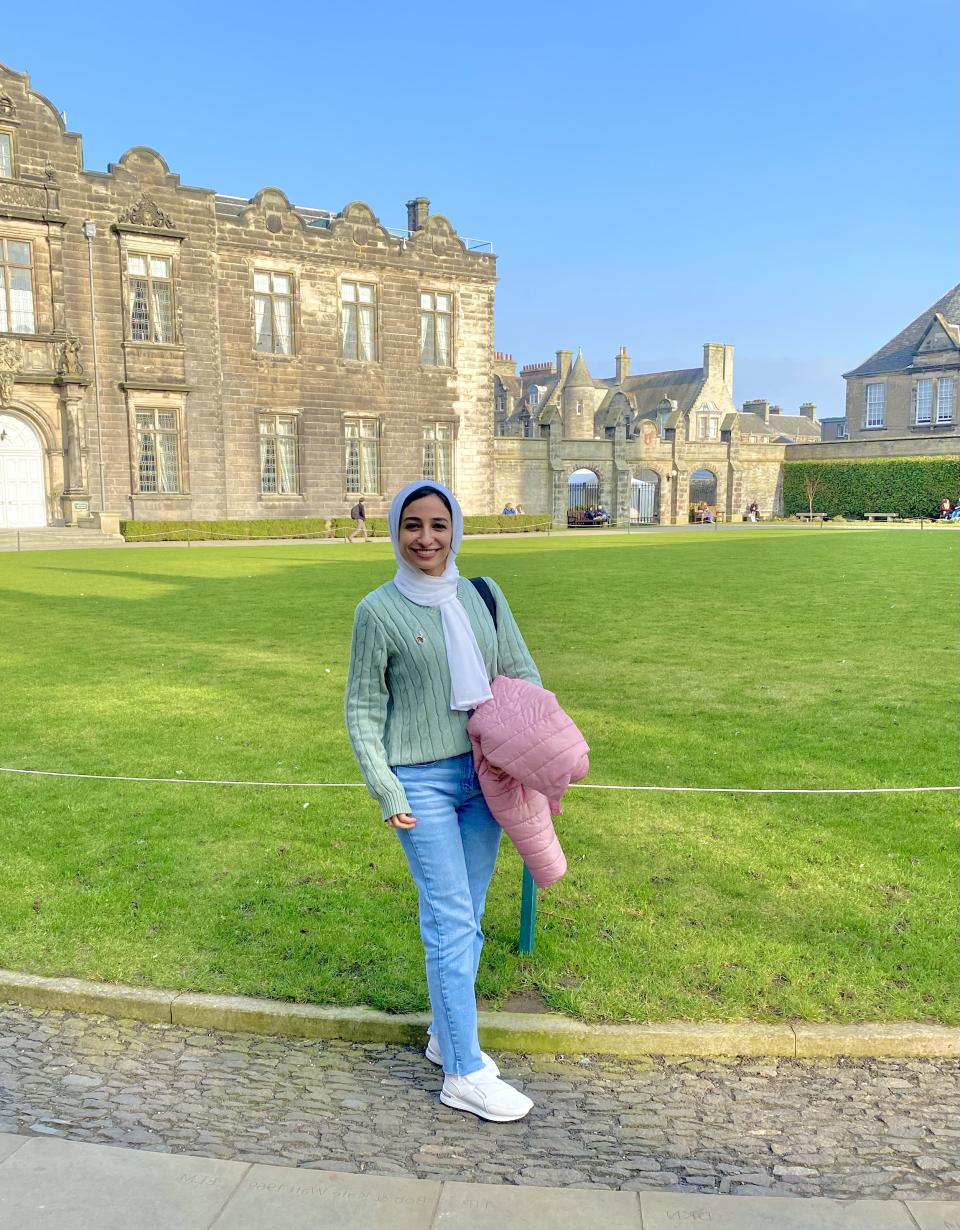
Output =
[{"x1": 344, "y1": 480, "x2": 541, "y2": 1122}]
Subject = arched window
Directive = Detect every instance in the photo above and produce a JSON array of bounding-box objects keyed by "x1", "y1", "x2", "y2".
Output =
[
  {"x1": 689, "y1": 469, "x2": 717, "y2": 506},
  {"x1": 528, "y1": 386, "x2": 540, "y2": 407}
]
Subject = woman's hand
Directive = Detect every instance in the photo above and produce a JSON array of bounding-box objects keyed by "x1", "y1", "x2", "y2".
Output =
[{"x1": 385, "y1": 812, "x2": 416, "y2": 829}]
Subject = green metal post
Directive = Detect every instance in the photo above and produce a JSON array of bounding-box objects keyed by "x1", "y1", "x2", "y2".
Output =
[{"x1": 519, "y1": 865, "x2": 537, "y2": 954}]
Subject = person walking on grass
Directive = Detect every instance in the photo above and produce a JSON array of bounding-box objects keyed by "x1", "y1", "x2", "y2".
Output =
[
  {"x1": 348, "y1": 498, "x2": 369, "y2": 542},
  {"x1": 344, "y1": 479, "x2": 541, "y2": 1122}
]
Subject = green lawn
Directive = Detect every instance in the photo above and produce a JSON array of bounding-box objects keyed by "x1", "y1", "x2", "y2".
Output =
[{"x1": 0, "y1": 528, "x2": 957, "y2": 1023}]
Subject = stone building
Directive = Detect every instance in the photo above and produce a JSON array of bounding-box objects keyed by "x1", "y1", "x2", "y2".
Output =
[
  {"x1": 0, "y1": 62, "x2": 496, "y2": 530},
  {"x1": 493, "y1": 345, "x2": 819, "y2": 524},
  {"x1": 841, "y1": 284, "x2": 959, "y2": 444}
]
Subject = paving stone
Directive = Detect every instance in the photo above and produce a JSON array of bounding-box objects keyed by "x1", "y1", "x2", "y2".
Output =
[
  {"x1": 639, "y1": 1191, "x2": 917, "y2": 1227},
  {"x1": 906, "y1": 1202, "x2": 960, "y2": 1229},
  {"x1": 434, "y1": 1179, "x2": 640, "y2": 1228},
  {"x1": 0, "y1": 1136, "x2": 246, "y2": 1228},
  {"x1": 0, "y1": 1133, "x2": 28, "y2": 1164},
  {"x1": 217, "y1": 1165, "x2": 439, "y2": 1228}
]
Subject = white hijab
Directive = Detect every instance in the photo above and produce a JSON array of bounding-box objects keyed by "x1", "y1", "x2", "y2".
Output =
[{"x1": 389, "y1": 480, "x2": 493, "y2": 712}]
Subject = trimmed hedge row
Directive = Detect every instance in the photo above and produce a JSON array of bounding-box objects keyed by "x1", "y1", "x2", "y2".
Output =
[
  {"x1": 120, "y1": 513, "x2": 551, "y2": 542},
  {"x1": 783, "y1": 457, "x2": 960, "y2": 519}
]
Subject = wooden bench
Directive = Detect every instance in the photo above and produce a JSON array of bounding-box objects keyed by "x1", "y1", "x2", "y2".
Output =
[
  {"x1": 567, "y1": 510, "x2": 610, "y2": 527},
  {"x1": 865, "y1": 512, "x2": 899, "y2": 522},
  {"x1": 693, "y1": 506, "x2": 724, "y2": 524},
  {"x1": 796, "y1": 512, "x2": 827, "y2": 522}
]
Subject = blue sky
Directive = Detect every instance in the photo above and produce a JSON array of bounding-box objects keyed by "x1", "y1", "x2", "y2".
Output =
[{"x1": 4, "y1": 0, "x2": 958, "y2": 416}]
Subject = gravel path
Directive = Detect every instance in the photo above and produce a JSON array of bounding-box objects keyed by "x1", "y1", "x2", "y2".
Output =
[{"x1": 0, "y1": 1004, "x2": 957, "y2": 1201}]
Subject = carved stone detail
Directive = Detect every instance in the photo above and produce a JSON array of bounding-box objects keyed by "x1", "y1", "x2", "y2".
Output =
[
  {"x1": 0, "y1": 339, "x2": 24, "y2": 406},
  {"x1": 118, "y1": 197, "x2": 175, "y2": 229},
  {"x1": 0, "y1": 182, "x2": 48, "y2": 212},
  {"x1": 0, "y1": 92, "x2": 15, "y2": 119},
  {"x1": 57, "y1": 337, "x2": 84, "y2": 376}
]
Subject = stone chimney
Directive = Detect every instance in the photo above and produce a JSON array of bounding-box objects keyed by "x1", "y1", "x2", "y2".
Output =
[
  {"x1": 800, "y1": 402, "x2": 817, "y2": 420},
  {"x1": 703, "y1": 343, "x2": 733, "y2": 389},
  {"x1": 556, "y1": 350, "x2": 572, "y2": 381},
  {"x1": 406, "y1": 197, "x2": 430, "y2": 232},
  {"x1": 743, "y1": 398, "x2": 771, "y2": 425},
  {"x1": 615, "y1": 346, "x2": 630, "y2": 384},
  {"x1": 769, "y1": 405, "x2": 782, "y2": 416}
]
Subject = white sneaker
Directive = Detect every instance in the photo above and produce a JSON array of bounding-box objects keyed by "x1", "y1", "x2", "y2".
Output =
[
  {"x1": 440, "y1": 1069, "x2": 533, "y2": 1122},
  {"x1": 425, "y1": 1034, "x2": 499, "y2": 1076}
]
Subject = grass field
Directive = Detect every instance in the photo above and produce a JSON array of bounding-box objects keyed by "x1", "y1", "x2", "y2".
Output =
[{"x1": 0, "y1": 527, "x2": 957, "y2": 1023}]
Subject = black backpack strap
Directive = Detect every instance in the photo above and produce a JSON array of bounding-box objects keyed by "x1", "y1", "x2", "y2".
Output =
[{"x1": 469, "y1": 576, "x2": 498, "y2": 631}]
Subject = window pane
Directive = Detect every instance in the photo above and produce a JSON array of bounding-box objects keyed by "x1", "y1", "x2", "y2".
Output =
[
  {"x1": 136, "y1": 413, "x2": 153, "y2": 430},
  {"x1": 253, "y1": 272, "x2": 272, "y2": 292},
  {"x1": 358, "y1": 304, "x2": 375, "y2": 361},
  {"x1": 345, "y1": 419, "x2": 360, "y2": 438},
  {"x1": 342, "y1": 302, "x2": 358, "y2": 359},
  {"x1": 422, "y1": 440, "x2": 435, "y2": 479},
  {"x1": 157, "y1": 411, "x2": 177, "y2": 430},
  {"x1": 915, "y1": 379, "x2": 932, "y2": 423},
  {"x1": 277, "y1": 417, "x2": 295, "y2": 436},
  {"x1": 130, "y1": 280, "x2": 150, "y2": 340},
  {"x1": 436, "y1": 423, "x2": 452, "y2": 440},
  {"x1": 436, "y1": 293, "x2": 451, "y2": 312},
  {"x1": 158, "y1": 433, "x2": 180, "y2": 492},
  {"x1": 138, "y1": 432, "x2": 158, "y2": 492},
  {"x1": 360, "y1": 419, "x2": 377, "y2": 438},
  {"x1": 345, "y1": 438, "x2": 360, "y2": 493},
  {"x1": 436, "y1": 440, "x2": 452, "y2": 485},
  {"x1": 420, "y1": 292, "x2": 433, "y2": 309},
  {"x1": 150, "y1": 256, "x2": 170, "y2": 278},
  {"x1": 7, "y1": 241, "x2": 31, "y2": 266},
  {"x1": 361, "y1": 438, "x2": 379, "y2": 493},
  {"x1": 9, "y1": 266, "x2": 34, "y2": 332},
  {"x1": 260, "y1": 437, "x2": 278, "y2": 493},
  {"x1": 254, "y1": 294, "x2": 272, "y2": 352},
  {"x1": 272, "y1": 274, "x2": 290, "y2": 294},
  {"x1": 273, "y1": 295, "x2": 292, "y2": 354},
  {"x1": 435, "y1": 310, "x2": 450, "y2": 365},
  {"x1": 259, "y1": 417, "x2": 273, "y2": 434},
  {"x1": 341, "y1": 281, "x2": 356, "y2": 302},
  {"x1": 128, "y1": 254, "x2": 148, "y2": 275},
  {"x1": 152, "y1": 280, "x2": 172, "y2": 342},
  {"x1": 278, "y1": 436, "x2": 297, "y2": 492},
  {"x1": 0, "y1": 134, "x2": 12, "y2": 179},
  {"x1": 420, "y1": 312, "x2": 435, "y2": 364},
  {"x1": 358, "y1": 284, "x2": 374, "y2": 304},
  {"x1": 937, "y1": 378, "x2": 956, "y2": 422}
]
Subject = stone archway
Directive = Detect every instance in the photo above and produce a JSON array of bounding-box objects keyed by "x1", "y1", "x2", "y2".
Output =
[
  {"x1": 689, "y1": 468, "x2": 717, "y2": 508},
  {"x1": 0, "y1": 411, "x2": 47, "y2": 527},
  {"x1": 567, "y1": 467, "x2": 601, "y2": 512},
  {"x1": 631, "y1": 468, "x2": 661, "y2": 524}
]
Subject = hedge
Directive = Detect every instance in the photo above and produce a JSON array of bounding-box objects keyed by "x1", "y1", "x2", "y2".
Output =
[
  {"x1": 120, "y1": 513, "x2": 552, "y2": 542},
  {"x1": 783, "y1": 457, "x2": 960, "y2": 519}
]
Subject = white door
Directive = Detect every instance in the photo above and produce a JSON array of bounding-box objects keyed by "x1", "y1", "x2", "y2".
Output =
[{"x1": 0, "y1": 413, "x2": 47, "y2": 528}]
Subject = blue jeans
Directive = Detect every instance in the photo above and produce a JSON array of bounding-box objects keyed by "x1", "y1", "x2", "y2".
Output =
[{"x1": 394, "y1": 752, "x2": 502, "y2": 1076}]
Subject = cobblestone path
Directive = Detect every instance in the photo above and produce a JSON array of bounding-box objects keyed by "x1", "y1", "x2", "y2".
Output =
[{"x1": 0, "y1": 1004, "x2": 957, "y2": 1201}]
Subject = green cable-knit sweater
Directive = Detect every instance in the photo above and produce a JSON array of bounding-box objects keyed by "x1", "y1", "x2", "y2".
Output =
[{"x1": 344, "y1": 576, "x2": 541, "y2": 820}]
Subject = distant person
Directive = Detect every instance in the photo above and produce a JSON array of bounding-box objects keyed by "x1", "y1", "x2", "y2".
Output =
[
  {"x1": 349, "y1": 499, "x2": 369, "y2": 542},
  {"x1": 702, "y1": 506, "x2": 716, "y2": 524},
  {"x1": 747, "y1": 500, "x2": 760, "y2": 522},
  {"x1": 939, "y1": 498, "x2": 953, "y2": 520},
  {"x1": 501, "y1": 502, "x2": 517, "y2": 516},
  {"x1": 515, "y1": 503, "x2": 524, "y2": 516}
]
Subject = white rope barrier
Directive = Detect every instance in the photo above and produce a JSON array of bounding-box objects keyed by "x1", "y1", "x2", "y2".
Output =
[{"x1": 0, "y1": 766, "x2": 955, "y2": 795}]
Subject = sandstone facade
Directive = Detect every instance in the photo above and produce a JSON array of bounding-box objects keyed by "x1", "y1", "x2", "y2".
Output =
[{"x1": 0, "y1": 64, "x2": 496, "y2": 529}]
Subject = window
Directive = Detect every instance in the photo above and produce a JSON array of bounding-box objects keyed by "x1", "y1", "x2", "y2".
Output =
[
  {"x1": 419, "y1": 291, "x2": 452, "y2": 366},
  {"x1": 864, "y1": 383, "x2": 885, "y2": 428},
  {"x1": 344, "y1": 417, "x2": 380, "y2": 495},
  {"x1": 937, "y1": 377, "x2": 956, "y2": 423},
  {"x1": 576, "y1": 399, "x2": 584, "y2": 416},
  {"x1": 340, "y1": 281, "x2": 377, "y2": 361},
  {"x1": 136, "y1": 409, "x2": 181, "y2": 493},
  {"x1": 528, "y1": 386, "x2": 539, "y2": 407},
  {"x1": 0, "y1": 133, "x2": 12, "y2": 179},
  {"x1": 259, "y1": 414, "x2": 299, "y2": 494},
  {"x1": 0, "y1": 239, "x2": 34, "y2": 333},
  {"x1": 128, "y1": 253, "x2": 173, "y2": 343},
  {"x1": 422, "y1": 422, "x2": 454, "y2": 484},
  {"x1": 254, "y1": 271, "x2": 293, "y2": 354},
  {"x1": 698, "y1": 415, "x2": 719, "y2": 440},
  {"x1": 914, "y1": 379, "x2": 932, "y2": 424},
  {"x1": 836, "y1": 421, "x2": 848, "y2": 439}
]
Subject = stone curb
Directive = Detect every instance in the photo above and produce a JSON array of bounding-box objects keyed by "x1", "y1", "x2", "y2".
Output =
[{"x1": 1, "y1": 969, "x2": 958, "y2": 1058}]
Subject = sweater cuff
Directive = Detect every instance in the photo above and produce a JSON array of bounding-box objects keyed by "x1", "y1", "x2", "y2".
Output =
[{"x1": 376, "y1": 779, "x2": 410, "y2": 822}]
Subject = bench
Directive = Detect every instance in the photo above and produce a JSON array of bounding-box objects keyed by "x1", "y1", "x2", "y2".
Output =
[
  {"x1": 796, "y1": 512, "x2": 827, "y2": 522},
  {"x1": 865, "y1": 512, "x2": 899, "y2": 522},
  {"x1": 567, "y1": 511, "x2": 609, "y2": 527},
  {"x1": 692, "y1": 506, "x2": 724, "y2": 524}
]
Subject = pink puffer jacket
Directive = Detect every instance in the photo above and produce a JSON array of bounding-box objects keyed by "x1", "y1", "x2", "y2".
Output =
[{"x1": 466, "y1": 675, "x2": 589, "y2": 888}]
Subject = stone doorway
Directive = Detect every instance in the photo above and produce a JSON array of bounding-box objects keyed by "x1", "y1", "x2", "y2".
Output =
[{"x1": 0, "y1": 413, "x2": 46, "y2": 528}]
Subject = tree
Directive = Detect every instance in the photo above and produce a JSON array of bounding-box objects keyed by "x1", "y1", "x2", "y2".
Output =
[{"x1": 803, "y1": 472, "x2": 823, "y2": 516}]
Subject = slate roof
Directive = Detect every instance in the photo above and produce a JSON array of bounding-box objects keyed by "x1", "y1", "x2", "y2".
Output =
[
  {"x1": 737, "y1": 413, "x2": 820, "y2": 442},
  {"x1": 566, "y1": 351, "x2": 598, "y2": 388},
  {"x1": 615, "y1": 368, "x2": 706, "y2": 417},
  {"x1": 844, "y1": 284, "x2": 960, "y2": 378}
]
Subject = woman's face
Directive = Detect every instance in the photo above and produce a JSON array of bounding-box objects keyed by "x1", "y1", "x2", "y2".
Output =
[{"x1": 398, "y1": 493, "x2": 453, "y2": 576}]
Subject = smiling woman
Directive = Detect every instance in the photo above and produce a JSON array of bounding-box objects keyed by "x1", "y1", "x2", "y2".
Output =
[{"x1": 344, "y1": 479, "x2": 543, "y2": 1122}]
